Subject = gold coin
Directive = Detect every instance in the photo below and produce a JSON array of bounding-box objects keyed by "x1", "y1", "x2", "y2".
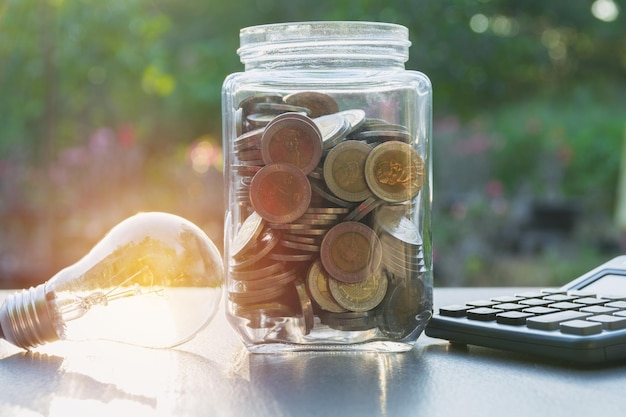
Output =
[
  {"x1": 328, "y1": 270, "x2": 388, "y2": 312},
  {"x1": 365, "y1": 141, "x2": 425, "y2": 203},
  {"x1": 323, "y1": 140, "x2": 373, "y2": 202},
  {"x1": 306, "y1": 260, "x2": 348, "y2": 313},
  {"x1": 320, "y1": 221, "x2": 382, "y2": 283}
]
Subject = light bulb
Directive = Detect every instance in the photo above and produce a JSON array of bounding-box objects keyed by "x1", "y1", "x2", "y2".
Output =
[{"x1": 0, "y1": 212, "x2": 223, "y2": 350}]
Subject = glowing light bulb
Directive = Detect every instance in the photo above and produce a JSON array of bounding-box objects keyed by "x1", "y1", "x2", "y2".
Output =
[{"x1": 0, "y1": 212, "x2": 223, "y2": 350}]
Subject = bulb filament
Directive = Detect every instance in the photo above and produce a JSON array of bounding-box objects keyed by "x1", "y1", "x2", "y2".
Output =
[{"x1": 58, "y1": 265, "x2": 163, "y2": 322}]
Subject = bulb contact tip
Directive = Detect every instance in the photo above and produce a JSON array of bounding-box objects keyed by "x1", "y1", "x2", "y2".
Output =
[{"x1": 0, "y1": 285, "x2": 59, "y2": 349}]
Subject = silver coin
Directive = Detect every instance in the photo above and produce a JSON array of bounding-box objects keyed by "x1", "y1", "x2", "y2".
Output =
[
  {"x1": 337, "y1": 109, "x2": 366, "y2": 133},
  {"x1": 374, "y1": 204, "x2": 423, "y2": 246},
  {"x1": 313, "y1": 113, "x2": 351, "y2": 150},
  {"x1": 231, "y1": 211, "x2": 264, "y2": 259}
]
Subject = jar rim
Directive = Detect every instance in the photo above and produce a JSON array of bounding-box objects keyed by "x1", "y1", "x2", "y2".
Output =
[{"x1": 238, "y1": 21, "x2": 410, "y2": 66}]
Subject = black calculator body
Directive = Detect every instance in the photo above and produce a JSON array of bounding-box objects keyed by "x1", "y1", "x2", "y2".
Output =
[{"x1": 425, "y1": 256, "x2": 626, "y2": 364}]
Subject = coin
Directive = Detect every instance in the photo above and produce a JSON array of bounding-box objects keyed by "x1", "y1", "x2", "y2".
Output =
[
  {"x1": 337, "y1": 109, "x2": 366, "y2": 133},
  {"x1": 343, "y1": 196, "x2": 384, "y2": 222},
  {"x1": 230, "y1": 227, "x2": 280, "y2": 269},
  {"x1": 228, "y1": 281, "x2": 287, "y2": 306},
  {"x1": 320, "y1": 310, "x2": 377, "y2": 331},
  {"x1": 373, "y1": 204, "x2": 423, "y2": 246},
  {"x1": 329, "y1": 270, "x2": 388, "y2": 312},
  {"x1": 309, "y1": 179, "x2": 356, "y2": 208},
  {"x1": 250, "y1": 163, "x2": 312, "y2": 224},
  {"x1": 306, "y1": 260, "x2": 348, "y2": 313},
  {"x1": 284, "y1": 91, "x2": 339, "y2": 118},
  {"x1": 352, "y1": 130, "x2": 412, "y2": 144},
  {"x1": 238, "y1": 92, "x2": 284, "y2": 116},
  {"x1": 377, "y1": 276, "x2": 431, "y2": 338},
  {"x1": 320, "y1": 221, "x2": 382, "y2": 283},
  {"x1": 294, "y1": 280, "x2": 314, "y2": 334},
  {"x1": 269, "y1": 251, "x2": 316, "y2": 262},
  {"x1": 261, "y1": 113, "x2": 323, "y2": 174},
  {"x1": 242, "y1": 268, "x2": 298, "y2": 291},
  {"x1": 231, "y1": 211, "x2": 264, "y2": 259},
  {"x1": 280, "y1": 239, "x2": 320, "y2": 252},
  {"x1": 229, "y1": 261, "x2": 285, "y2": 281},
  {"x1": 255, "y1": 102, "x2": 311, "y2": 116},
  {"x1": 364, "y1": 141, "x2": 425, "y2": 203},
  {"x1": 323, "y1": 140, "x2": 373, "y2": 202},
  {"x1": 313, "y1": 113, "x2": 351, "y2": 150},
  {"x1": 234, "y1": 128, "x2": 264, "y2": 151},
  {"x1": 234, "y1": 301, "x2": 295, "y2": 329}
]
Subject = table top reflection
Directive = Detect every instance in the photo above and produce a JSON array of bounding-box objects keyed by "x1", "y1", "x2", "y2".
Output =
[{"x1": 1, "y1": 288, "x2": 626, "y2": 417}]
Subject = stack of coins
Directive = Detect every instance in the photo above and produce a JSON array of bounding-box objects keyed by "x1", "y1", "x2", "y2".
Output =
[{"x1": 227, "y1": 91, "x2": 431, "y2": 338}]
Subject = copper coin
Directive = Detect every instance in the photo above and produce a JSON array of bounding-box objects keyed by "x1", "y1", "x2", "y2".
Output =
[
  {"x1": 323, "y1": 140, "x2": 373, "y2": 202},
  {"x1": 261, "y1": 113, "x2": 323, "y2": 175},
  {"x1": 364, "y1": 141, "x2": 425, "y2": 203},
  {"x1": 283, "y1": 91, "x2": 339, "y2": 118},
  {"x1": 320, "y1": 221, "x2": 382, "y2": 283},
  {"x1": 250, "y1": 163, "x2": 312, "y2": 224}
]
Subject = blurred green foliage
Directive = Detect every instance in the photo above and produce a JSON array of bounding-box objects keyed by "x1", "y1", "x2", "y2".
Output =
[{"x1": 0, "y1": 0, "x2": 625, "y2": 286}]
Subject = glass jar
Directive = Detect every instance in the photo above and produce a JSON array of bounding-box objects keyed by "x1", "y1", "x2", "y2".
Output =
[{"x1": 221, "y1": 21, "x2": 432, "y2": 352}]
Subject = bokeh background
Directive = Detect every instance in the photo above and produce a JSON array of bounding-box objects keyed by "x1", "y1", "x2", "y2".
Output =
[{"x1": 1, "y1": 0, "x2": 625, "y2": 289}]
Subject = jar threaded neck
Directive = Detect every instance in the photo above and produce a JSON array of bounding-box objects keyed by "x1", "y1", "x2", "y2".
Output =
[{"x1": 238, "y1": 21, "x2": 410, "y2": 70}]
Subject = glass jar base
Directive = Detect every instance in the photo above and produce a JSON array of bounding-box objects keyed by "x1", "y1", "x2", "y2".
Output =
[{"x1": 245, "y1": 339, "x2": 417, "y2": 354}]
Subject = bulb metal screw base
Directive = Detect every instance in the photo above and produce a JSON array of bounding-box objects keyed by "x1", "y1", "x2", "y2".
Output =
[{"x1": 0, "y1": 285, "x2": 60, "y2": 349}]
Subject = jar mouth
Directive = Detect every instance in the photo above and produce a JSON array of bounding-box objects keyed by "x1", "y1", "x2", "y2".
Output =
[{"x1": 238, "y1": 21, "x2": 411, "y2": 67}]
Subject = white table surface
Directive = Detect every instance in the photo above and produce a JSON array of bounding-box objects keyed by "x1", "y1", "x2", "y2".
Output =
[{"x1": 1, "y1": 287, "x2": 625, "y2": 417}]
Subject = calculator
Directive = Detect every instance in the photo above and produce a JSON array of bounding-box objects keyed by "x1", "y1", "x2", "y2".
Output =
[{"x1": 425, "y1": 256, "x2": 626, "y2": 364}]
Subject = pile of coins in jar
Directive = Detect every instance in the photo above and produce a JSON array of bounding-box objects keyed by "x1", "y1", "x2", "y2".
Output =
[{"x1": 228, "y1": 91, "x2": 432, "y2": 340}]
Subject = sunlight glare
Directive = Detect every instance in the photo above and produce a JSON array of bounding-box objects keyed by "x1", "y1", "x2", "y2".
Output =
[{"x1": 591, "y1": 0, "x2": 619, "y2": 22}]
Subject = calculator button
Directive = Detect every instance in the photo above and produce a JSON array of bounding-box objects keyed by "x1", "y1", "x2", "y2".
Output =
[
  {"x1": 522, "y1": 306, "x2": 560, "y2": 315},
  {"x1": 527, "y1": 311, "x2": 592, "y2": 330},
  {"x1": 496, "y1": 311, "x2": 534, "y2": 325},
  {"x1": 614, "y1": 311, "x2": 626, "y2": 317},
  {"x1": 540, "y1": 289, "x2": 567, "y2": 295},
  {"x1": 605, "y1": 301, "x2": 626, "y2": 309},
  {"x1": 519, "y1": 298, "x2": 552, "y2": 307},
  {"x1": 559, "y1": 320, "x2": 603, "y2": 336},
  {"x1": 439, "y1": 305, "x2": 471, "y2": 317},
  {"x1": 573, "y1": 297, "x2": 607, "y2": 306},
  {"x1": 492, "y1": 303, "x2": 526, "y2": 311},
  {"x1": 548, "y1": 302, "x2": 581, "y2": 311},
  {"x1": 601, "y1": 295, "x2": 626, "y2": 301},
  {"x1": 466, "y1": 307, "x2": 503, "y2": 321},
  {"x1": 587, "y1": 315, "x2": 626, "y2": 330},
  {"x1": 515, "y1": 291, "x2": 545, "y2": 299},
  {"x1": 466, "y1": 300, "x2": 499, "y2": 308},
  {"x1": 543, "y1": 294, "x2": 578, "y2": 302},
  {"x1": 491, "y1": 295, "x2": 524, "y2": 303},
  {"x1": 567, "y1": 290, "x2": 596, "y2": 298},
  {"x1": 579, "y1": 305, "x2": 619, "y2": 315}
]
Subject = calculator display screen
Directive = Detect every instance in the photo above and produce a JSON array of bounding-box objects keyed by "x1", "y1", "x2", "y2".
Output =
[{"x1": 580, "y1": 273, "x2": 626, "y2": 295}]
